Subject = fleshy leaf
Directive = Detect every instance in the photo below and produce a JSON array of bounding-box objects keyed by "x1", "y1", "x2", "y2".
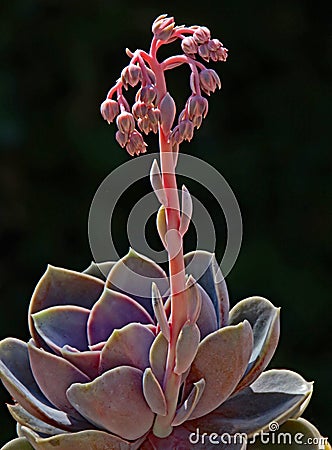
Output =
[
  {"x1": 21, "y1": 426, "x2": 146, "y2": 450},
  {"x1": 185, "y1": 321, "x2": 253, "y2": 419},
  {"x1": 83, "y1": 261, "x2": 116, "y2": 280},
  {"x1": 186, "y1": 369, "x2": 313, "y2": 436},
  {"x1": 172, "y1": 378, "x2": 205, "y2": 426},
  {"x1": 67, "y1": 366, "x2": 154, "y2": 440},
  {"x1": 174, "y1": 322, "x2": 200, "y2": 375},
  {"x1": 143, "y1": 368, "x2": 167, "y2": 416},
  {"x1": 196, "y1": 283, "x2": 218, "y2": 339},
  {"x1": 0, "y1": 338, "x2": 85, "y2": 431},
  {"x1": 184, "y1": 250, "x2": 229, "y2": 326},
  {"x1": 149, "y1": 332, "x2": 168, "y2": 385},
  {"x1": 229, "y1": 296, "x2": 280, "y2": 392},
  {"x1": 99, "y1": 323, "x2": 155, "y2": 373},
  {"x1": 106, "y1": 248, "x2": 169, "y2": 316},
  {"x1": 8, "y1": 404, "x2": 65, "y2": 436},
  {"x1": 29, "y1": 265, "x2": 104, "y2": 347},
  {"x1": 61, "y1": 346, "x2": 100, "y2": 379},
  {"x1": 1, "y1": 437, "x2": 34, "y2": 450},
  {"x1": 31, "y1": 306, "x2": 90, "y2": 353},
  {"x1": 87, "y1": 288, "x2": 153, "y2": 346},
  {"x1": 28, "y1": 341, "x2": 90, "y2": 417}
]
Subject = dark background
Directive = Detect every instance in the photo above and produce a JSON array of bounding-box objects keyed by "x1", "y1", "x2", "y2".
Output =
[{"x1": 0, "y1": 0, "x2": 331, "y2": 445}]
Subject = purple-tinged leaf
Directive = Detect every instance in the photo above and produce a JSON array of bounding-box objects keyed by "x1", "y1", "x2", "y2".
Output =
[
  {"x1": 0, "y1": 338, "x2": 85, "y2": 431},
  {"x1": 174, "y1": 322, "x2": 200, "y2": 375},
  {"x1": 186, "y1": 369, "x2": 313, "y2": 436},
  {"x1": 106, "y1": 248, "x2": 169, "y2": 316},
  {"x1": 21, "y1": 426, "x2": 146, "y2": 450},
  {"x1": 149, "y1": 332, "x2": 168, "y2": 385},
  {"x1": 172, "y1": 378, "x2": 205, "y2": 426},
  {"x1": 184, "y1": 250, "x2": 229, "y2": 326},
  {"x1": 67, "y1": 366, "x2": 154, "y2": 440},
  {"x1": 87, "y1": 288, "x2": 153, "y2": 346},
  {"x1": 28, "y1": 341, "x2": 90, "y2": 418},
  {"x1": 99, "y1": 323, "x2": 155, "y2": 373},
  {"x1": 83, "y1": 261, "x2": 116, "y2": 280},
  {"x1": 8, "y1": 404, "x2": 65, "y2": 436},
  {"x1": 61, "y1": 346, "x2": 100, "y2": 379},
  {"x1": 196, "y1": 283, "x2": 218, "y2": 339},
  {"x1": 29, "y1": 265, "x2": 104, "y2": 347},
  {"x1": 143, "y1": 368, "x2": 167, "y2": 416},
  {"x1": 152, "y1": 283, "x2": 170, "y2": 341},
  {"x1": 229, "y1": 296, "x2": 280, "y2": 392},
  {"x1": 186, "y1": 321, "x2": 253, "y2": 419},
  {"x1": 31, "y1": 306, "x2": 89, "y2": 353}
]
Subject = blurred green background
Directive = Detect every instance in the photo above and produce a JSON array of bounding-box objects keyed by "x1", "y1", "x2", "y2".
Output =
[{"x1": 0, "y1": 0, "x2": 331, "y2": 445}]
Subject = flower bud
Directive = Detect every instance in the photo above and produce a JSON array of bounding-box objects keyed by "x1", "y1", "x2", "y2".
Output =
[
  {"x1": 207, "y1": 38, "x2": 222, "y2": 52},
  {"x1": 116, "y1": 111, "x2": 135, "y2": 134},
  {"x1": 126, "y1": 130, "x2": 147, "y2": 156},
  {"x1": 188, "y1": 95, "x2": 209, "y2": 121},
  {"x1": 137, "y1": 117, "x2": 151, "y2": 135},
  {"x1": 100, "y1": 99, "x2": 120, "y2": 124},
  {"x1": 115, "y1": 130, "x2": 128, "y2": 148},
  {"x1": 179, "y1": 119, "x2": 194, "y2": 142},
  {"x1": 197, "y1": 43, "x2": 210, "y2": 61},
  {"x1": 147, "y1": 108, "x2": 160, "y2": 126},
  {"x1": 199, "y1": 69, "x2": 221, "y2": 95},
  {"x1": 193, "y1": 26, "x2": 211, "y2": 44},
  {"x1": 139, "y1": 85, "x2": 157, "y2": 105},
  {"x1": 152, "y1": 14, "x2": 175, "y2": 41},
  {"x1": 121, "y1": 64, "x2": 142, "y2": 87},
  {"x1": 181, "y1": 36, "x2": 198, "y2": 56},
  {"x1": 169, "y1": 125, "x2": 182, "y2": 146},
  {"x1": 132, "y1": 101, "x2": 148, "y2": 120},
  {"x1": 216, "y1": 46, "x2": 228, "y2": 62}
]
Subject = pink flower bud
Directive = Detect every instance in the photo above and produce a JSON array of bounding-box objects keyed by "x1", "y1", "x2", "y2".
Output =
[
  {"x1": 197, "y1": 43, "x2": 210, "y2": 62},
  {"x1": 115, "y1": 130, "x2": 128, "y2": 148},
  {"x1": 116, "y1": 111, "x2": 135, "y2": 135},
  {"x1": 137, "y1": 117, "x2": 151, "y2": 135},
  {"x1": 152, "y1": 14, "x2": 175, "y2": 41},
  {"x1": 139, "y1": 85, "x2": 157, "y2": 105},
  {"x1": 207, "y1": 38, "x2": 222, "y2": 52},
  {"x1": 199, "y1": 69, "x2": 221, "y2": 95},
  {"x1": 126, "y1": 130, "x2": 147, "y2": 156},
  {"x1": 100, "y1": 99, "x2": 120, "y2": 124},
  {"x1": 145, "y1": 68, "x2": 156, "y2": 85},
  {"x1": 132, "y1": 101, "x2": 148, "y2": 120},
  {"x1": 181, "y1": 36, "x2": 198, "y2": 55},
  {"x1": 188, "y1": 95, "x2": 209, "y2": 121},
  {"x1": 169, "y1": 125, "x2": 182, "y2": 146},
  {"x1": 147, "y1": 108, "x2": 160, "y2": 126},
  {"x1": 216, "y1": 46, "x2": 228, "y2": 62},
  {"x1": 193, "y1": 26, "x2": 211, "y2": 44},
  {"x1": 121, "y1": 64, "x2": 142, "y2": 87},
  {"x1": 179, "y1": 119, "x2": 194, "y2": 142},
  {"x1": 192, "y1": 115, "x2": 203, "y2": 129}
]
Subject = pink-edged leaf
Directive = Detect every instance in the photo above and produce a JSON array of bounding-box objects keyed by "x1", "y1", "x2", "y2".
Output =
[
  {"x1": 8, "y1": 404, "x2": 65, "y2": 436},
  {"x1": 185, "y1": 321, "x2": 253, "y2": 419},
  {"x1": 186, "y1": 369, "x2": 313, "y2": 437},
  {"x1": 229, "y1": 296, "x2": 280, "y2": 393},
  {"x1": 149, "y1": 332, "x2": 168, "y2": 385},
  {"x1": 106, "y1": 248, "x2": 169, "y2": 316},
  {"x1": 0, "y1": 338, "x2": 86, "y2": 431},
  {"x1": 29, "y1": 265, "x2": 104, "y2": 347},
  {"x1": 87, "y1": 288, "x2": 153, "y2": 346},
  {"x1": 99, "y1": 323, "x2": 155, "y2": 373},
  {"x1": 67, "y1": 366, "x2": 154, "y2": 440},
  {"x1": 142, "y1": 368, "x2": 167, "y2": 416},
  {"x1": 31, "y1": 305, "x2": 89, "y2": 353},
  {"x1": 21, "y1": 426, "x2": 146, "y2": 450},
  {"x1": 61, "y1": 346, "x2": 100, "y2": 379},
  {"x1": 28, "y1": 341, "x2": 90, "y2": 417},
  {"x1": 184, "y1": 250, "x2": 229, "y2": 326}
]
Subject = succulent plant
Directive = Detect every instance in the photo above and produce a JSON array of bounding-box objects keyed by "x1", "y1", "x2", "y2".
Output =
[{"x1": 0, "y1": 13, "x2": 329, "y2": 450}]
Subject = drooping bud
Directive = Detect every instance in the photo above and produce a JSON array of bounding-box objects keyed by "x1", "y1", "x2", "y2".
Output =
[
  {"x1": 150, "y1": 159, "x2": 167, "y2": 206},
  {"x1": 174, "y1": 320, "x2": 200, "y2": 375},
  {"x1": 169, "y1": 125, "x2": 181, "y2": 146},
  {"x1": 152, "y1": 282, "x2": 170, "y2": 342},
  {"x1": 193, "y1": 26, "x2": 211, "y2": 44},
  {"x1": 139, "y1": 85, "x2": 157, "y2": 105},
  {"x1": 179, "y1": 119, "x2": 194, "y2": 142},
  {"x1": 181, "y1": 36, "x2": 198, "y2": 56},
  {"x1": 145, "y1": 68, "x2": 156, "y2": 85},
  {"x1": 199, "y1": 69, "x2": 221, "y2": 95},
  {"x1": 121, "y1": 64, "x2": 142, "y2": 87},
  {"x1": 188, "y1": 95, "x2": 209, "y2": 121},
  {"x1": 216, "y1": 45, "x2": 228, "y2": 62},
  {"x1": 197, "y1": 43, "x2": 210, "y2": 61},
  {"x1": 115, "y1": 130, "x2": 128, "y2": 148},
  {"x1": 179, "y1": 185, "x2": 193, "y2": 236},
  {"x1": 100, "y1": 99, "x2": 120, "y2": 124},
  {"x1": 152, "y1": 14, "x2": 175, "y2": 41},
  {"x1": 132, "y1": 101, "x2": 148, "y2": 120},
  {"x1": 137, "y1": 117, "x2": 151, "y2": 135},
  {"x1": 159, "y1": 92, "x2": 176, "y2": 134},
  {"x1": 116, "y1": 111, "x2": 135, "y2": 134},
  {"x1": 207, "y1": 38, "x2": 222, "y2": 52},
  {"x1": 125, "y1": 130, "x2": 147, "y2": 156}
]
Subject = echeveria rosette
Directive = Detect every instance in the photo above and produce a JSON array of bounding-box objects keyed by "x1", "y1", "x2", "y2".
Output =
[{"x1": 0, "y1": 249, "x2": 326, "y2": 450}]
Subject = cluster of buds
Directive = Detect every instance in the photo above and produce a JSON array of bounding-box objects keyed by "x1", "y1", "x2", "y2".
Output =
[
  {"x1": 101, "y1": 14, "x2": 228, "y2": 155},
  {"x1": 181, "y1": 26, "x2": 228, "y2": 62}
]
